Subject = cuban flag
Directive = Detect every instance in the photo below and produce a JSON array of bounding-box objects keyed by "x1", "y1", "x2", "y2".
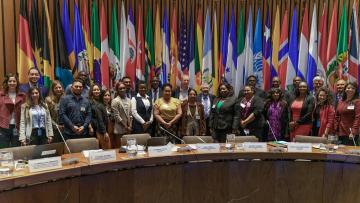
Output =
[
  {"x1": 285, "y1": 8, "x2": 299, "y2": 89},
  {"x1": 244, "y1": 7, "x2": 253, "y2": 84},
  {"x1": 225, "y1": 9, "x2": 237, "y2": 85},
  {"x1": 253, "y1": 9, "x2": 263, "y2": 87},
  {"x1": 306, "y1": 3, "x2": 318, "y2": 91},
  {"x1": 298, "y1": 5, "x2": 309, "y2": 80}
]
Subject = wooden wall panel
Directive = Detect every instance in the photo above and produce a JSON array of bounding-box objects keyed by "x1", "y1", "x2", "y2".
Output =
[{"x1": 0, "y1": 0, "x2": 358, "y2": 83}]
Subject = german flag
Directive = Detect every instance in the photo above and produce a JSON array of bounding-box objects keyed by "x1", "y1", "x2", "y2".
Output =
[
  {"x1": 17, "y1": 0, "x2": 34, "y2": 84},
  {"x1": 41, "y1": 0, "x2": 54, "y2": 88}
]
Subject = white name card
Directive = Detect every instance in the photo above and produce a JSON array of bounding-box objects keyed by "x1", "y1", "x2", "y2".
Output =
[
  {"x1": 148, "y1": 146, "x2": 172, "y2": 156},
  {"x1": 287, "y1": 143, "x2": 313, "y2": 153},
  {"x1": 196, "y1": 143, "x2": 220, "y2": 152},
  {"x1": 28, "y1": 156, "x2": 62, "y2": 173},
  {"x1": 89, "y1": 150, "x2": 116, "y2": 164},
  {"x1": 243, "y1": 142, "x2": 268, "y2": 152},
  {"x1": 41, "y1": 149, "x2": 56, "y2": 156}
]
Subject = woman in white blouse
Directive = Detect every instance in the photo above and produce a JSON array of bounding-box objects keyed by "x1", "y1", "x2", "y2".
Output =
[
  {"x1": 131, "y1": 81, "x2": 153, "y2": 134},
  {"x1": 19, "y1": 87, "x2": 53, "y2": 145}
]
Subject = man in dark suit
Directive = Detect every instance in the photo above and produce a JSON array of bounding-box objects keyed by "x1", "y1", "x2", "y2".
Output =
[
  {"x1": 238, "y1": 75, "x2": 266, "y2": 99},
  {"x1": 197, "y1": 84, "x2": 215, "y2": 136},
  {"x1": 148, "y1": 76, "x2": 162, "y2": 103},
  {"x1": 173, "y1": 75, "x2": 190, "y2": 101},
  {"x1": 266, "y1": 76, "x2": 291, "y2": 102},
  {"x1": 122, "y1": 76, "x2": 135, "y2": 99},
  {"x1": 334, "y1": 79, "x2": 347, "y2": 107},
  {"x1": 19, "y1": 67, "x2": 48, "y2": 97}
]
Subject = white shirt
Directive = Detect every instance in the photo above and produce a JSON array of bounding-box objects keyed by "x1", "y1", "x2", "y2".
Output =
[
  {"x1": 131, "y1": 93, "x2": 153, "y2": 124},
  {"x1": 179, "y1": 87, "x2": 189, "y2": 101},
  {"x1": 151, "y1": 88, "x2": 160, "y2": 103},
  {"x1": 9, "y1": 92, "x2": 16, "y2": 125},
  {"x1": 201, "y1": 95, "x2": 211, "y2": 118},
  {"x1": 30, "y1": 105, "x2": 46, "y2": 128}
]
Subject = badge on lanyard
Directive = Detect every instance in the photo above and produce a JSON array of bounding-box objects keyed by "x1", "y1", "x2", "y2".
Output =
[
  {"x1": 240, "y1": 103, "x2": 246, "y2": 108},
  {"x1": 195, "y1": 115, "x2": 200, "y2": 120},
  {"x1": 212, "y1": 104, "x2": 216, "y2": 109},
  {"x1": 80, "y1": 106, "x2": 86, "y2": 112},
  {"x1": 348, "y1": 105, "x2": 355, "y2": 110},
  {"x1": 37, "y1": 128, "x2": 43, "y2": 136}
]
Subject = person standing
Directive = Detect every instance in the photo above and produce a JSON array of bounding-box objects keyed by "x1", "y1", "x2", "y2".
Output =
[
  {"x1": 0, "y1": 74, "x2": 26, "y2": 148},
  {"x1": 122, "y1": 76, "x2": 135, "y2": 99},
  {"x1": 19, "y1": 87, "x2": 53, "y2": 145},
  {"x1": 335, "y1": 82, "x2": 360, "y2": 145},
  {"x1": 197, "y1": 83, "x2": 215, "y2": 136},
  {"x1": 45, "y1": 80, "x2": 64, "y2": 143},
  {"x1": 173, "y1": 75, "x2": 190, "y2": 101},
  {"x1": 148, "y1": 76, "x2": 162, "y2": 103},
  {"x1": 59, "y1": 79, "x2": 92, "y2": 140},
  {"x1": 112, "y1": 82, "x2": 133, "y2": 148},
  {"x1": 101, "y1": 89, "x2": 115, "y2": 148},
  {"x1": 238, "y1": 75, "x2": 266, "y2": 99},
  {"x1": 131, "y1": 81, "x2": 153, "y2": 134},
  {"x1": 312, "y1": 87, "x2": 335, "y2": 137},
  {"x1": 19, "y1": 67, "x2": 48, "y2": 97}
]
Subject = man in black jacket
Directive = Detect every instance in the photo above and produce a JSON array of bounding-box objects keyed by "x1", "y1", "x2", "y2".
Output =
[
  {"x1": 197, "y1": 84, "x2": 215, "y2": 136},
  {"x1": 238, "y1": 75, "x2": 266, "y2": 99}
]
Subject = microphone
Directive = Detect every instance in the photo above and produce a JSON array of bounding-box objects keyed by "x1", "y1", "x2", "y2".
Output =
[
  {"x1": 159, "y1": 126, "x2": 185, "y2": 144},
  {"x1": 266, "y1": 120, "x2": 278, "y2": 142},
  {"x1": 194, "y1": 136, "x2": 206, "y2": 143},
  {"x1": 53, "y1": 121, "x2": 79, "y2": 165}
]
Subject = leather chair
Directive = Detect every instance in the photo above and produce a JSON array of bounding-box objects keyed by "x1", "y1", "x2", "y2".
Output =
[
  {"x1": 121, "y1": 134, "x2": 152, "y2": 146},
  {"x1": 65, "y1": 138, "x2": 99, "y2": 153},
  {"x1": 183, "y1": 136, "x2": 214, "y2": 144},
  {"x1": 147, "y1": 137, "x2": 167, "y2": 146},
  {"x1": 1, "y1": 145, "x2": 36, "y2": 160},
  {"x1": 294, "y1": 135, "x2": 328, "y2": 144},
  {"x1": 235, "y1": 136, "x2": 259, "y2": 143}
]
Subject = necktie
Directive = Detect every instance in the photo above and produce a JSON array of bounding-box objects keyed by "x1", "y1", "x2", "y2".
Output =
[{"x1": 154, "y1": 90, "x2": 158, "y2": 101}]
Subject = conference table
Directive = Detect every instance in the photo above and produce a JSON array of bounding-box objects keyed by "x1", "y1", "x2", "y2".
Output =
[{"x1": 0, "y1": 144, "x2": 360, "y2": 203}]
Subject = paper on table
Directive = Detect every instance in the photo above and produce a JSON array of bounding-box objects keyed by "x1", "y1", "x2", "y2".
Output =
[{"x1": 82, "y1": 149, "x2": 103, "y2": 158}]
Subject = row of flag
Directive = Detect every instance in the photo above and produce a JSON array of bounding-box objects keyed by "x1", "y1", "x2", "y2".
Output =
[{"x1": 17, "y1": 0, "x2": 360, "y2": 95}]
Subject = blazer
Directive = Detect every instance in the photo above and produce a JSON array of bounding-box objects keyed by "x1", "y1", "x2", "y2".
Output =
[
  {"x1": 90, "y1": 100, "x2": 108, "y2": 134},
  {"x1": 209, "y1": 96, "x2": 239, "y2": 130},
  {"x1": 289, "y1": 94, "x2": 315, "y2": 125},
  {"x1": 237, "y1": 95, "x2": 265, "y2": 130},
  {"x1": 148, "y1": 88, "x2": 162, "y2": 102},
  {"x1": 111, "y1": 96, "x2": 132, "y2": 135},
  {"x1": 335, "y1": 99, "x2": 360, "y2": 136},
  {"x1": 19, "y1": 83, "x2": 48, "y2": 98},
  {"x1": 263, "y1": 99, "x2": 289, "y2": 138},
  {"x1": 312, "y1": 105, "x2": 335, "y2": 136},
  {"x1": 0, "y1": 91, "x2": 26, "y2": 129},
  {"x1": 19, "y1": 103, "x2": 54, "y2": 142},
  {"x1": 196, "y1": 93, "x2": 215, "y2": 105},
  {"x1": 179, "y1": 101, "x2": 206, "y2": 136},
  {"x1": 172, "y1": 87, "x2": 189, "y2": 100}
]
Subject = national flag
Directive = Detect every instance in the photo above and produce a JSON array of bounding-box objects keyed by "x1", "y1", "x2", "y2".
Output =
[
  {"x1": 41, "y1": 0, "x2": 55, "y2": 88},
  {"x1": 61, "y1": 0, "x2": 75, "y2": 70},
  {"x1": 188, "y1": 9, "x2": 195, "y2": 88},
  {"x1": 136, "y1": 2, "x2": 145, "y2": 81},
  {"x1": 154, "y1": 4, "x2": 162, "y2": 77},
  {"x1": 194, "y1": 7, "x2": 203, "y2": 91},
  {"x1": 224, "y1": 9, "x2": 236, "y2": 86},
  {"x1": 263, "y1": 6, "x2": 272, "y2": 90},
  {"x1": 212, "y1": 10, "x2": 219, "y2": 94},
  {"x1": 286, "y1": 8, "x2": 299, "y2": 89},
  {"x1": 119, "y1": 1, "x2": 129, "y2": 79},
  {"x1": 335, "y1": 5, "x2": 348, "y2": 81},
  {"x1": 253, "y1": 9, "x2": 263, "y2": 87},
  {"x1": 298, "y1": 4, "x2": 309, "y2": 80},
  {"x1": 326, "y1": 2, "x2": 338, "y2": 88},
  {"x1": 244, "y1": 7, "x2": 253, "y2": 84},
  {"x1": 219, "y1": 7, "x2": 228, "y2": 82},
  {"x1": 348, "y1": 0, "x2": 359, "y2": 82},
  {"x1": 91, "y1": 0, "x2": 101, "y2": 84},
  {"x1": 161, "y1": 7, "x2": 170, "y2": 85},
  {"x1": 306, "y1": 3, "x2": 318, "y2": 90},
  {"x1": 54, "y1": 0, "x2": 73, "y2": 88},
  {"x1": 170, "y1": 8, "x2": 179, "y2": 88},
  {"x1": 271, "y1": 5, "x2": 280, "y2": 81},
  {"x1": 81, "y1": 0, "x2": 93, "y2": 80},
  {"x1": 235, "y1": 9, "x2": 245, "y2": 97},
  {"x1": 73, "y1": 2, "x2": 88, "y2": 74},
  {"x1": 29, "y1": 0, "x2": 41, "y2": 69},
  {"x1": 17, "y1": 0, "x2": 34, "y2": 84},
  {"x1": 179, "y1": 6, "x2": 189, "y2": 77},
  {"x1": 278, "y1": 9, "x2": 289, "y2": 89},
  {"x1": 202, "y1": 9, "x2": 213, "y2": 88},
  {"x1": 109, "y1": 0, "x2": 120, "y2": 81},
  {"x1": 317, "y1": 3, "x2": 328, "y2": 80},
  {"x1": 100, "y1": 1, "x2": 110, "y2": 88},
  {"x1": 126, "y1": 1, "x2": 136, "y2": 86},
  {"x1": 145, "y1": 5, "x2": 154, "y2": 83}
]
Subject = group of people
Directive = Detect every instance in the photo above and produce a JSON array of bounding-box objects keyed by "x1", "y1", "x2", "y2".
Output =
[{"x1": 0, "y1": 67, "x2": 359, "y2": 149}]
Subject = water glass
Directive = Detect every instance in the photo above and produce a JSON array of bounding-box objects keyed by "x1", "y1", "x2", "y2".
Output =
[
  {"x1": 327, "y1": 135, "x2": 338, "y2": 153},
  {"x1": 0, "y1": 151, "x2": 14, "y2": 176},
  {"x1": 226, "y1": 134, "x2": 236, "y2": 149},
  {"x1": 126, "y1": 138, "x2": 138, "y2": 157}
]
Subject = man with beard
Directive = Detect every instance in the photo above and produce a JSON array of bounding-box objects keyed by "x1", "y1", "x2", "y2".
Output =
[{"x1": 59, "y1": 79, "x2": 92, "y2": 140}]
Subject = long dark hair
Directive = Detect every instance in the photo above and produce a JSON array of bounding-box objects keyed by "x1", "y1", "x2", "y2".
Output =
[
  {"x1": 316, "y1": 87, "x2": 333, "y2": 106},
  {"x1": 88, "y1": 84, "x2": 102, "y2": 101},
  {"x1": 342, "y1": 82, "x2": 359, "y2": 101},
  {"x1": 26, "y1": 86, "x2": 46, "y2": 107}
]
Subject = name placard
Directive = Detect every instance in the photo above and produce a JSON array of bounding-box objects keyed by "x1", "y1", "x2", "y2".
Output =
[
  {"x1": 243, "y1": 142, "x2": 268, "y2": 152},
  {"x1": 196, "y1": 143, "x2": 220, "y2": 152},
  {"x1": 28, "y1": 156, "x2": 62, "y2": 173},
  {"x1": 89, "y1": 150, "x2": 116, "y2": 164},
  {"x1": 41, "y1": 149, "x2": 56, "y2": 156},
  {"x1": 287, "y1": 143, "x2": 312, "y2": 153},
  {"x1": 148, "y1": 146, "x2": 172, "y2": 157}
]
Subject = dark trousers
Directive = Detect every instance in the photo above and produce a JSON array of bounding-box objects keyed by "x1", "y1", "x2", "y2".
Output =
[
  {"x1": 338, "y1": 135, "x2": 359, "y2": 146},
  {"x1": 0, "y1": 125, "x2": 20, "y2": 148},
  {"x1": 212, "y1": 129, "x2": 232, "y2": 143},
  {"x1": 29, "y1": 128, "x2": 48, "y2": 145}
]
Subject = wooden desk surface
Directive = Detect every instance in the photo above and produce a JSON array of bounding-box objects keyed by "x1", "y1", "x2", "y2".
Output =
[{"x1": 0, "y1": 144, "x2": 360, "y2": 203}]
